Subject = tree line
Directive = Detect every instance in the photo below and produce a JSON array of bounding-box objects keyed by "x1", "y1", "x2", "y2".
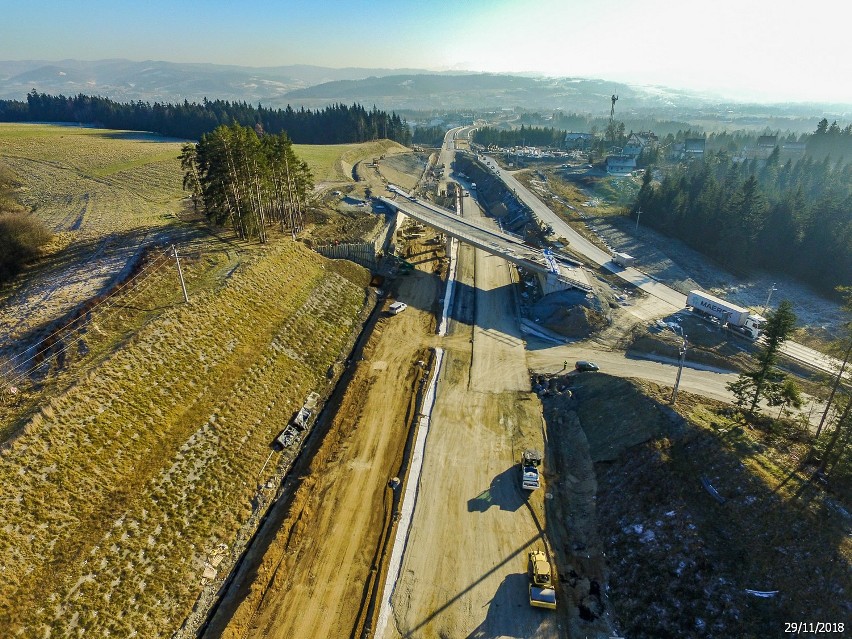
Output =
[
  {"x1": 473, "y1": 125, "x2": 566, "y2": 148},
  {"x1": 411, "y1": 125, "x2": 448, "y2": 146},
  {"x1": 474, "y1": 118, "x2": 852, "y2": 164},
  {"x1": 808, "y1": 117, "x2": 852, "y2": 160},
  {"x1": 180, "y1": 123, "x2": 312, "y2": 242},
  {"x1": 727, "y1": 291, "x2": 852, "y2": 487},
  {"x1": 634, "y1": 148, "x2": 851, "y2": 296},
  {"x1": 0, "y1": 91, "x2": 413, "y2": 144}
]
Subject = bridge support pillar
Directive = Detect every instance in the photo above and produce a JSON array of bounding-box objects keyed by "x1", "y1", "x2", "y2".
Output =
[{"x1": 537, "y1": 272, "x2": 575, "y2": 295}]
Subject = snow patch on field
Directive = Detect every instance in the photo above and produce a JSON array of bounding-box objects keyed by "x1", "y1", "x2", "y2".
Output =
[{"x1": 586, "y1": 214, "x2": 845, "y2": 334}]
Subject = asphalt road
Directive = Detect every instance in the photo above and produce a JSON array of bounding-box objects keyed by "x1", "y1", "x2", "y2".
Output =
[
  {"x1": 526, "y1": 343, "x2": 738, "y2": 403},
  {"x1": 479, "y1": 154, "x2": 844, "y2": 376}
]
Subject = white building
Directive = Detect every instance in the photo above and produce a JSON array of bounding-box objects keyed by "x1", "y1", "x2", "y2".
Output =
[
  {"x1": 606, "y1": 155, "x2": 637, "y2": 175},
  {"x1": 622, "y1": 132, "x2": 658, "y2": 158}
]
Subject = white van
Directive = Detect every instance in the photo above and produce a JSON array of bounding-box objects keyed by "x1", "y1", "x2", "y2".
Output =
[{"x1": 389, "y1": 301, "x2": 407, "y2": 315}]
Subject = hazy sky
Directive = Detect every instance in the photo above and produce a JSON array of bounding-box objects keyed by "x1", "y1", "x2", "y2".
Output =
[{"x1": 3, "y1": 0, "x2": 850, "y2": 103}]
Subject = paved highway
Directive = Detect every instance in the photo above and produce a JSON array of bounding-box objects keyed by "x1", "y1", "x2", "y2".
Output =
[
  {"x1": 380, "y1": 190, "x2": 591, "y2": 290},
  {"x1": 476, "y1": 153, "x2": 845, "y2": 376},
  {"x1": 483, "y1": 157, "x2": 685, "y2": 309}
]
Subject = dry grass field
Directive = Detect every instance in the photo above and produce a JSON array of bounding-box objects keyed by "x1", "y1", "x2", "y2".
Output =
[
  {"x1": 0, "y1": 123, "x2": 397, "y2": 404},
  {"x1": 0, "y1": 124, "x2": 189, "y2": 385},
  {"x1": 0, "y1": 239, "x2": 371, "y2": 637},
  {"x1": 0, "y1": 124, "x2": 400, "y2": 636},
  {"x1": 295, "y1": 139, "x2": 409, "y2": 185},
  {"x1": 0, "y1": 124, "x2": 186, "y2": 234}
]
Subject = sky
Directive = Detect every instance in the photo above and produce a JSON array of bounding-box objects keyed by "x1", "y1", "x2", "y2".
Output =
[{"x1": 2, "y1": 0, "x2": 850, "y2": 104}]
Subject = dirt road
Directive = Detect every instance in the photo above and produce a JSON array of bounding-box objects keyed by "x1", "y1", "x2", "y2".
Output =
[
  {"x1": 210, "y1": 148, "x2": 589, "y2": 639},
  {"x1": 383, "y1": 199, "x2": 564, "y2": 638},
  {"x1": 527, "y1": 343, "x2": 739, "y2": 403},
  {"x1": 247, "y1": 277, "x2": 433, "y2": 638},
  {"x1": 202, "y1": 261, "x2": 439, "y2": 639}
]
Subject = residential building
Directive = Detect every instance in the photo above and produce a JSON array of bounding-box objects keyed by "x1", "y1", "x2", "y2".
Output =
[
  {"x1": 564, "y1": 132, "x2": 593, "y2": 149},
  {"x1": 755, "y1": 134, "x2": 778, "y2": 159},
  {"x1": 606, "y1": 155, "x2": 637, "y2": 175},
  {"x1": 622, "y1": 131, "x2": 659, "y2": 158},
  {"x1": 684, "y1": 138, "x2": 706, "y2": 159}
]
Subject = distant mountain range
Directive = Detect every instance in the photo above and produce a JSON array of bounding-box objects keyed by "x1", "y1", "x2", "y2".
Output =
[
  {"x1": 0, "y1": 59, "x2": 467, "y2": 106},
  {"x1": 0, "y1": 59, "x2": 846, "y2": 123}
]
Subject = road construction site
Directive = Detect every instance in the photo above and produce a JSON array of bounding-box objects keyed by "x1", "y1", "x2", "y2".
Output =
[
  {"x1": 203, "y1": 130, "x2": 626, "y2": 638},
  {"x1": 3, "y1": 124, "x2": 848, "y2": 639},
  {"x1": 202, "y1": 129, "x2": 849, "y2": 639}
]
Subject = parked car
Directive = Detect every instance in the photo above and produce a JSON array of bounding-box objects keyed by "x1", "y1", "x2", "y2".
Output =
[{"x1": 575, "y1": 360, "x2": 599, "y2": 372}]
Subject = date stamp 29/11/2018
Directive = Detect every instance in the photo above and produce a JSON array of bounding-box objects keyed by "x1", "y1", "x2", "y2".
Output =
[{"x1": 784, "y1": 621, "x2": 845, "y2": 634}]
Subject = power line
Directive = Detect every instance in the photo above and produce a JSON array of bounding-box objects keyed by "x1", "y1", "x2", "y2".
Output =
[
  {"x1": 3, "y1": 248, "x2": 172, "y2": 378},
  {"x1": 3, "y1": 260, "x2": 169, "y2": 390},
  {"x1": 3, "y1": 249, "x2": 174, "y2": 388}
]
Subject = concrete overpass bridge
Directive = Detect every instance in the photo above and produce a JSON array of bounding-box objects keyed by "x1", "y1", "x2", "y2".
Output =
[{"x1": 378, "y1": 189, "x2": 592, "y2": 293}]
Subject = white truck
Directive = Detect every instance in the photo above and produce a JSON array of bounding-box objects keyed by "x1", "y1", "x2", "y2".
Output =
[
  {"x1": 388, "y1": 301, "x2": 408, "y2": 315},
  {"x1": 611, "y1": 252, "x2": 635, "y2": 268},
  {"x1": 520, "y1": 449, "x2": 542, "y2": 491},
  {"x1": 686, "y1": 290, "x2": 765, "y2": 339}
]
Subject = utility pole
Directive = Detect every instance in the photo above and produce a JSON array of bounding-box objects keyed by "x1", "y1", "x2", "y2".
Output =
[
  {"x1": 761, "y1": 283, "x2": 777, "y2": 315},
  {"x1": 635, "y1": 209, "x2": 642, "y2": 234},
  {"x1": 172, "y1": 245, "x2": 189, "y2": 303},
  {"x1": 670, "y1": 336, "x2": 688, "y2": 404},
  {"x1": 609, "y1": 94, "x2": 619, "y2": 145},
  {"x1": 815, "y1": 337, "x2": 852, "y2": 438}
]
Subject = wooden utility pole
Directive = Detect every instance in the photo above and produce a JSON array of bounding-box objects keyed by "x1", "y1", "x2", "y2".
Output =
[
  {"x1": 815, "y1": 338, "x2": 852, "y2": 438},
  {"x1": 172, "y1": 245, "x2": 189, "y2": 303},
  {"x1": 671, "y1": 337, "x2": 688, "y2": 404}
]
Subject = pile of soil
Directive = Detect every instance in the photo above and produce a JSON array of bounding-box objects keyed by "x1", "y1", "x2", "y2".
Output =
[
  {"x1": 544, "y1": 304, "x2": 607, "y2": 338},
  {"x1": 537, "y1": 373, "x2": 675, "y2": 638}
]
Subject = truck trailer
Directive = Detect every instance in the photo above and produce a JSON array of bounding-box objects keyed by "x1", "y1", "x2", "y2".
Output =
[
  {"x1": 611, "y1": 252, "x2": 635, "y2": 268},
  {"x1": 686, "y1": 290, "x2": 765, "y2": 339}
]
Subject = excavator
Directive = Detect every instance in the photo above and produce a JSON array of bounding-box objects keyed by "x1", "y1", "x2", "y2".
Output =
[{"x1": 528, "y1": 549, "x2": 557, "y2": 610}]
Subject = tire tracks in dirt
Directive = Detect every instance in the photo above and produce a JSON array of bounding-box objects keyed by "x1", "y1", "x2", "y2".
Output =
[{"x1": 201, "y1": 267, "x2": 440, "y2": 639}]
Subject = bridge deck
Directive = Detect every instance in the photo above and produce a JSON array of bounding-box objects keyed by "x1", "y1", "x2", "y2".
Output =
[{"x1": 379, "y1": 195, "x2": 591, "y2": 292}]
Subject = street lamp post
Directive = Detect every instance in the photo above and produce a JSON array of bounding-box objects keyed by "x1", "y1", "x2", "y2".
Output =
[
  {"x1": 761, "y1": 283, "x2": 777, "y2": 315},
  {"x1": 670, "y1": 336, "x2": 688, "y2": 404},
  {"x1": 635, "y1": 209, "x2": 642, "y2": 234}
]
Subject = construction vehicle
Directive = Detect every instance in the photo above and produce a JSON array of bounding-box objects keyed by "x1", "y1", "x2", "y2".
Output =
[
  {"x1": 528, "y1": 549, "x2": 557, "y2": 609},
  {"x1": 388, "y1": 255, "x2": 415, "y2": 272},
  {"x1": 520, "y1": 449, "x2": 542, "y2": 491}
]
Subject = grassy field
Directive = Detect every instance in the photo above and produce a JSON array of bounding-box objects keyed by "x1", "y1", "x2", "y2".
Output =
[
  {"x1": 0, "y1": 125, "x2": 401, "y2": 381},
  {"x1": 0, "y1": 125, "x2": 406, "y2": 232},
  {"x1": 0, "y1": 124, "x2": 187, "y2": 234},
  {"x1": 0, "y1": 239, "x2": 371, "y2": 637},
  {"x1": 0, "y1": 124, "x2": 403, "y2": 636},
  {"x1": 296, "y1": 139, "x2": 409, "y2": 183}
]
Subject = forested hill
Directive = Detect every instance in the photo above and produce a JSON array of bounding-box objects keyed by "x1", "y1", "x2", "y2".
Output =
[
  {"x1": 634, "y1": 149, "x2": 852, "y2": 296},
  {"x1": 0, "y1": 91, "x2": 412, "y2": 144}
]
